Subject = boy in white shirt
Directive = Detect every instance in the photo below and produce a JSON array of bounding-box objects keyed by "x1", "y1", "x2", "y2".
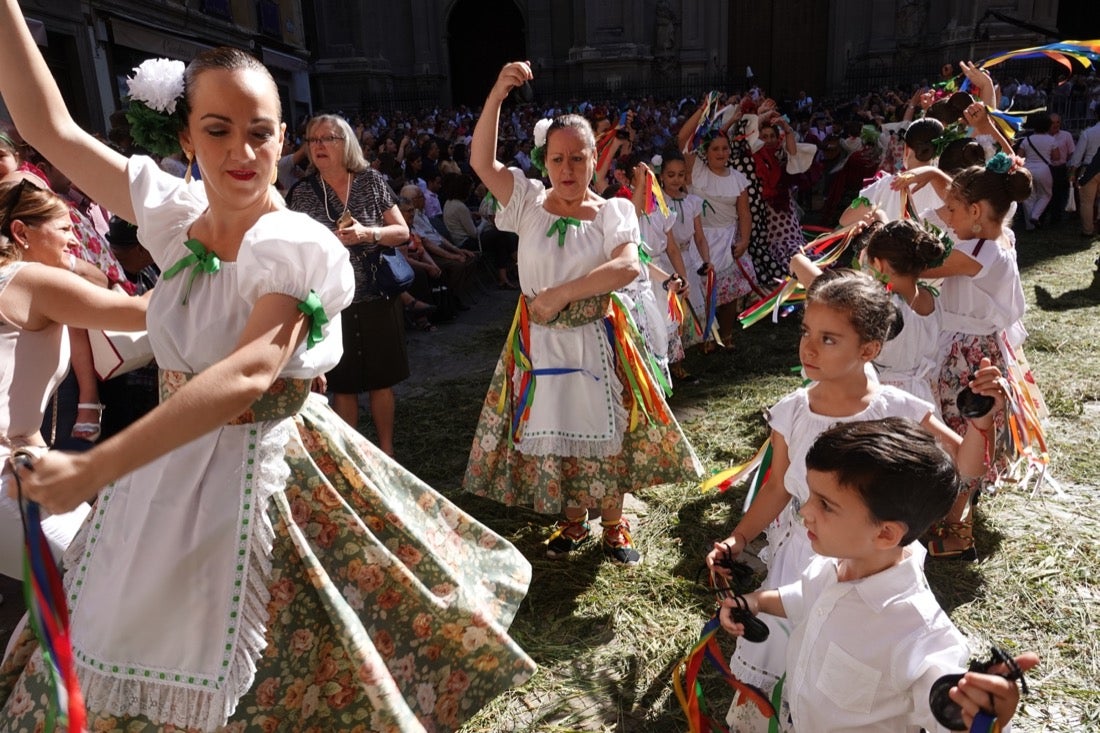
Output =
[{"x1": 721, "y1": 417, "x2": 1038, "y2": 732}]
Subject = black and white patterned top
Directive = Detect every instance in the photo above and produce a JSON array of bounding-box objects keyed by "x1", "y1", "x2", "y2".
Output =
[{"x1": 286, "y1": 169, "x2": 397, "y2": 301}]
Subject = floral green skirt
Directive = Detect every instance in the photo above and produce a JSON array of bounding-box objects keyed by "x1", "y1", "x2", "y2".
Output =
[
  {"x1": 463, "y1": 336, "x2": 702, "y2": 516},
  {"x1": 0, "y1": 397, "x2": 535, "y2": 732}
]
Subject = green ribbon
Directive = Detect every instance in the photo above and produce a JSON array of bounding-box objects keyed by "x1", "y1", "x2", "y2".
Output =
[
  {"x1": 297, "y1": 290, "x2": 329, "y2": 349},
  {"x1": 849, "y1": 195, "x2": 872, "y2": 210},
  {"x1": 917, "y1": 280, "x2": 940, "y2": 297},
  {"x1": 638, "y1": 245, "x2": 653, "y2": 265},
  {"x1": 701, "y1": 199, "x2": 715, "y2": 217},
  {"x1": 545, "y1": 216, "x2": 581, "y2": 248},
  {"x1": 162, "y1": 238, "x2": 221, "y2": 305}
]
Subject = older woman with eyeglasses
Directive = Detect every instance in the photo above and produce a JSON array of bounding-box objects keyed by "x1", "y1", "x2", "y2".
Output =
[
  {"x1": 0, "y1": 178, "x2": 145, "y2": 580},
  {"x1": 286, "y1": 114, "x2": 410, "y2": 455}
]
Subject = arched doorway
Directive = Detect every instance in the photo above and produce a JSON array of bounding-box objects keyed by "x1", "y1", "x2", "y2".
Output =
[{"x1": 447, "y1": 0, "x2": 526, "y2": 107}]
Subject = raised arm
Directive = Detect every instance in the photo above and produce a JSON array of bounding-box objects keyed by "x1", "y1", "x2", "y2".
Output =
[
  {"x1": 0, "y1": 0, "x2": 134, "y2": 222},
  {"x1": 677, "y1": 102, "x2": 707, "y2": 156},
  {"x1": 471, "y1": 61, "x2": 532, "y2": 206}
]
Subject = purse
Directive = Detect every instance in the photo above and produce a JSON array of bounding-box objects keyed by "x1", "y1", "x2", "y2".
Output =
[
  {"x1": 369, "y1": 246, "x2": 415, "y2": 299},
  {"x1": 88, "y1": 328, "x2": 154, "y2": 380}
]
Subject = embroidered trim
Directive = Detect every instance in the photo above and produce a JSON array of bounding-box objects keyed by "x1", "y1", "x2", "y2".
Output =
[{"x1": 64, "y1": 420, "x2": 291, "y2": 728}]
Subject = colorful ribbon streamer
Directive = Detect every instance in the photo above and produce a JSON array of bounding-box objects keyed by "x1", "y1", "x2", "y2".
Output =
[
  {"x1": 162, "y1": 238, "x2": 221, "y2": 305},
  {"x1": 667, "y1": 287, "x2": 685, "y2": 327},
  {"x1": 701, "y1": 438, "x2": 772, "y2": 496},
  {"x1": 738, "y1": 225, "x2": 858, "y2": 328},
  {"x1": 496, "y1": 295, "x2": 671, "y2": 444},
  {"x1": 645, "y1": 168, "x2": 670, "y2": 217},
  {"x1": 605, "y1": 293, "x2": 674, "y2": 426},
  {"x1": 12, "y1": 452, "x2": 87, "y2": 733},
  {"x1": 703, "y1": 268, "x2": 722, "y2": 345},
  {"x1": 673, "y1": 614, "x2": 777, "y2": 732}
]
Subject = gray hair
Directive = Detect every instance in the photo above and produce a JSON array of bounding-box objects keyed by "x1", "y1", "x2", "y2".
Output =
[{"x1": 306, "y1": 114, "x2": 368, "y2": 173}]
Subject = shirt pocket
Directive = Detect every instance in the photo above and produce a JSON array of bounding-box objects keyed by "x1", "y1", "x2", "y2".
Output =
[{"x1": 814, "y1": 641, "x2": 881, "y2": 715}]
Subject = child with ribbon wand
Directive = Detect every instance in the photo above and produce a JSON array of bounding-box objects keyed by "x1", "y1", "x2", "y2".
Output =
[
  {"x1": 704, "y1": 268, "x2": 1000, "y2": 730},
  {"x1": 717, "y1": 417, "x2": 1038, "y2": 732}
]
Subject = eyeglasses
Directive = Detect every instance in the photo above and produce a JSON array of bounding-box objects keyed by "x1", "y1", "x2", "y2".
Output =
[{"x1": 306, "y1": 135, "x2": 344, "y2": 145}]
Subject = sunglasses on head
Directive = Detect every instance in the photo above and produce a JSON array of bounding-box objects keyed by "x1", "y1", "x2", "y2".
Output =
[{"x1": 1, "y1": 178, "x2": 42, "y2": 236}]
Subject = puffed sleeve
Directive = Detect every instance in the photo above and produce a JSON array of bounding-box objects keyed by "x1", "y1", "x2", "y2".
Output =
[
  {"x1": 729, "y1": 167, "x2": 751, "y2": 197},
  {"x1": 127, "y1": 155, "x2": 207, "y2": 270},
  {"x1": 495, "y1": 168, "x2": 543, "y2": 233},
  {"x1": 236, "y1": 210, "x2": 354, "y2": 351},
  {"x1": 766, "y1": 388, "x2": 805, "y2": 441},
  {"x1": 602, "y1": 197, "x2": 641, "y2": 259}
]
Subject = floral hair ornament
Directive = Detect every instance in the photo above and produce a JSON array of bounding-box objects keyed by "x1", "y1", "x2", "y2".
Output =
[
  {"x1": 931, "y1": 121, "x2": 969, "y2": 158},
  {"x1": 529, "y1": 118, "x2": 552, "y2": 176},
  {"x1": 125, "y1": 58, "x2": 187, "y2": 158},
  {"x1": 985, "y1": 151, "x2": 1014, "y2": 174},
  {"x1": 650, "y1": 153, "x2": 663, "y2": 174}
]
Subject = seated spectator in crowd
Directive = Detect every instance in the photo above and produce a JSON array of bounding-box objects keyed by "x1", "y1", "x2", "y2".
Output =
[
  {"x1": 399, "y1": 182, "x2": 477, "y2": 303},
  {"x1": 420, "y1": 169, "x2": 443, "y2": 218}
]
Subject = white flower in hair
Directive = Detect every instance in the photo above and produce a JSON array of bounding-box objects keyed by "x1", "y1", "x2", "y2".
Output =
[
  {"x1": 651, "y1": 154, "x2": 663, "y2": 167},
  {"x1": 533, "y1": 118, "x2": 552, "y2": 148},
  {"x1": 127, "y1": 58, "x2": 186, "y2": 114}
]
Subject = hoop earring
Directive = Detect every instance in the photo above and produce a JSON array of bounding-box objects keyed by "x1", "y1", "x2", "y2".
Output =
[{"x1": 185, "y1": 151, "x2": 194, "y2": 184}]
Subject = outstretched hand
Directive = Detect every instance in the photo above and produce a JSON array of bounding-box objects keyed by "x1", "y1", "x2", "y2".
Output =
[{"x1": 949, "y1": 652, "x2": 1039, "y2": 729}]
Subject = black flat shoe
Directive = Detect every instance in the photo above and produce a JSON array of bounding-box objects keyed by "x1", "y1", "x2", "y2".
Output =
[{"x1": 404, "y1": 301, "x2": 437, "y2": 316}]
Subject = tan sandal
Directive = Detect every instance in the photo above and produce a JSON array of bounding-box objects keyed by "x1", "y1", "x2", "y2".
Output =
[{"x1": 927, "y1": 521, "x2": 976, "y2": 561}]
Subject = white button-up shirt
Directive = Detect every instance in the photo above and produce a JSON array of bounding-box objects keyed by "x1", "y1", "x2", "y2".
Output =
[{"x1": 778, "y1": 544, "x2": 971, "y2": 732}]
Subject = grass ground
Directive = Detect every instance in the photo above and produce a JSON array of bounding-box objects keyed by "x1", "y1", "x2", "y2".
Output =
[{"x1": 386, "y1": 221, "x2": 1100, "y2": 732}]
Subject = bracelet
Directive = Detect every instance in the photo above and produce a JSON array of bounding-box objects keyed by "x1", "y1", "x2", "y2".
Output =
[
  {"x1": 732, "y1": 530, "x2": 749, "y2": 549},
  {"x1": 67, "y1": 253, "x2": 77, "y2": 272}
]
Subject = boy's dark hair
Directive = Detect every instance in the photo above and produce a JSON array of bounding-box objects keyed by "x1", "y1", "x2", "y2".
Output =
[{"x1": 806, "y1": 417, "x2": 960, "y2": 545}]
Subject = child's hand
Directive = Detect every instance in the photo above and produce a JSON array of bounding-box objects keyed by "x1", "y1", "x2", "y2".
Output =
[
  {"x1": 968, "y1": 356, "x2": 1008, "y2": 428},
  {"x1": 717, "y1": 592, "x2": 764, "y2": 638},
  {"x1": 706, "y1": 534, "x2": 746, "y2": 577},
  {"x1": 949, "y1": 652, "x2": 1039, "y2": 729}
]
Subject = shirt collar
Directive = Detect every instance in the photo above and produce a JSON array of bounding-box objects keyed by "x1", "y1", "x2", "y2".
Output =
[{"x1": 842, "y1": 542, "x2": 931, "y2": 611}]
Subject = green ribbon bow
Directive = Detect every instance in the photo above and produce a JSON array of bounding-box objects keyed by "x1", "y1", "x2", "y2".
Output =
[
  {"x1": 162, "y1": 238, "x2": 221, "y2": 305},
  {"x1": 297, "y1": 290, "x2": 329, "y2": 350},
  {"x1": 638, "y1": 246, "x2": 653, "y2": 265},
  {"x1": 545, "y1": 216, "x2": 581, "y2": 248}
]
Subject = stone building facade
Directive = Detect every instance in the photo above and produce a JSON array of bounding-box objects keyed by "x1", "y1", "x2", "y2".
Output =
[{"x1": 6, "y1": 0, "x2": 1090, "y2": 133}]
